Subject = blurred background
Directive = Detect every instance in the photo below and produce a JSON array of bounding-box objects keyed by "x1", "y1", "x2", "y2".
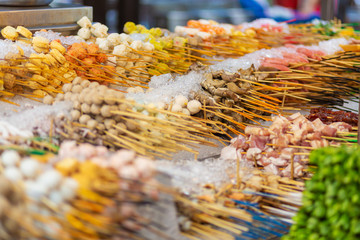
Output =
[{"x1": 53, "y1": 0, "x2": 360, "y2": 33}]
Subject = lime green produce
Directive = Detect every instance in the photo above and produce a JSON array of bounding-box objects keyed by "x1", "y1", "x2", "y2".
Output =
[{"x1": 283, "y1": 145, "x2": 360, "y2": 240}]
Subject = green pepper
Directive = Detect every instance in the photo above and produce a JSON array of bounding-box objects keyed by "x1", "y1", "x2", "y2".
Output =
[
  {"x1": 308, "y1": 233, "x2": 319, "y2": 240},
  {"x1": 307, "y1": 217, "x2": 318, "y2": 231},
  {"x1": 319, "y1": 222, "x2": 329, "y2": 236},
  {"x1": 313, "y1": 204, "x2": 326, "y2": 218},
  {"x1": 352, "y1": 219, "x2": 360, "y2": 234},
  {"x1": 338, "y1": 214, "x2": 350, "y2": 230},
  {"x1": 326, "y1": 184, "x2": 337, "y2": 198},
  {"x1": 284, "y1": 146, "x2": 360, "y2": 240}
]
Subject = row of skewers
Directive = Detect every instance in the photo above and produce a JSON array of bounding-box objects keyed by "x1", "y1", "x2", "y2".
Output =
[{"x1": 0, "y1": 16, "x2": 360, "y2": 240}]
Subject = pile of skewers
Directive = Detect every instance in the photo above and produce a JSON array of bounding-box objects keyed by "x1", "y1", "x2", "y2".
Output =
[
  {"x1": 0, "y1": 138, "x2": 168, "y2": 240},
  {"x1": 0, "y1": 16, "x2": 360, "y2": 240},
  {"x1": 176, "y1": 169, "x2": 304, "y2": 240}
]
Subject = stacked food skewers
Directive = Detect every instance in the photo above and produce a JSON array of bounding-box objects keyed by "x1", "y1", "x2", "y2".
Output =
[{"x1": 0, "y1": 16, "x2": 359, "y2": 240}]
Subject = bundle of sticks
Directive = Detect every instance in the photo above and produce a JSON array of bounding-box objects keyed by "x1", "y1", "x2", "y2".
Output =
[
  {"x1": 258, "y1": 48, "x2": 360, "y2": 111},
  {"x1": 176, "y1": 169, "x2": 304, "y2": 240}
]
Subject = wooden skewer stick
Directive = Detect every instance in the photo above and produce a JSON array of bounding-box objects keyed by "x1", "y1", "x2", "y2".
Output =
[
  {"x1": 290, "y1": 154, "x2": 294, "y2": 180},
  {"x1": 358, "y1": 88, "x2": 360, "y2": 145}
]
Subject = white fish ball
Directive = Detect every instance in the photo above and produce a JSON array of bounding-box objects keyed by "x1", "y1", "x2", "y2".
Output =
[
  {"x1": 36, "y1": 170, "x2": 62, "y2": 191},
  {"x1": 170, "y1": 103, "x2": 182, "y2": 113},
  {"x1": 60, "y1": 178, "x2": 78, "y2": 200},
  {"x1": 127, "y1": 87, "x2": 136, "y2": 93},
  {"x1": 182, "y1": 108, "x2": 191, "y2": 116},
  {"x1": 25, "y1": 181, "x2": 47, "y2": 200},
  {"x1": 134, "y1": 86, "x2": 144, "y2": 93},
  {"x1": 79, "y1": 114, "x2": 91, "y2": 124},
  {"x1": 155, "y1": 102, "x2": 166, "y2": 110},
  {"x1": 70, "y1": 110, "x2": 81, "y2": 121},
  {"x1": 187, "y1": 100, "x2": 202, "y2": 115},
  {"x1": 80, "y1": 79, "x2": 90, "y2": 88},
  {"x1": 20, "y1": 158, "x2": 40, "y2": 179},
  {"x1": 62, "y1": 83, "x2": 72, "y2": 93},
  {"x1": 1, "y1": 150, "x2": 20, "y2": 167},
  {"x1": 49, "y1": 190, "x2": 63, "y2": 205},
  {"x1": 175, "y1": 95, "x2": 188, "y2": 108},
  {"x1": 72, "y1": 77, "x2": 82, "y2": 85},
  {"x1": 43, "y1": 95, "x2": 54, "y2": 105},
  {"x1": 71, "y1": 85, "x2": 83, "y2": 93},
  {"x1": 4, "y1": 167, "x2": 22, "y2": 182}
]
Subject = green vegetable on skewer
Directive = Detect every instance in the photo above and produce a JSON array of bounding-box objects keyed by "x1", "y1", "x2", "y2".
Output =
[{"x1": 283, "y1": 145, "x2": 360, "y2": 240}]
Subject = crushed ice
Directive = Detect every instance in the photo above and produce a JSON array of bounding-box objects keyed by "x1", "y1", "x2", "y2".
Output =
[
  {"x1": 2, "y1": 101, "x2": 72, "y2": 137},
  {"x1": 34, "y1": 30, "x2": 83, "y2": 46},
  {"x1": 127, "y1": 71, "x2": 205, "y2": 104},
  {"x1": 156, "y1": 157, "x2": 254, "y2": 195},
  {"x1": 210, "y1": 38, "x2": 350, "y2": 73},
  {"x1": 0, "y1": 39, "x2": 21, "y2": 59}
]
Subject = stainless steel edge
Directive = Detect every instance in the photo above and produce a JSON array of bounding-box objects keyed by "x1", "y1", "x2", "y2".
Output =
[
  {"x1": 0, "y1": 0, "x2": 53, "y2": 6},
  {"x1": 0, "y1": 5, "x2": 92, "y2": 28}
]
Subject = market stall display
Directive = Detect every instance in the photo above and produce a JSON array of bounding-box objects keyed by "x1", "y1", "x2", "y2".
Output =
[
  {"x1": 0, "y1": 15, "x2": 359, "y2": 240},
  {"x1": 284, "y1": 145, "x2": 360, "y2": 240}
]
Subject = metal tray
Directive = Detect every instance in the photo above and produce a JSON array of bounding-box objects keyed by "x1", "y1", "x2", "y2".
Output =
[
  {"x1": 0, "y1": 3, "x2": 92, "y2": 36},
  {"x1": 0, "y1": 0, "x2": 53, "y2": 6}
]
